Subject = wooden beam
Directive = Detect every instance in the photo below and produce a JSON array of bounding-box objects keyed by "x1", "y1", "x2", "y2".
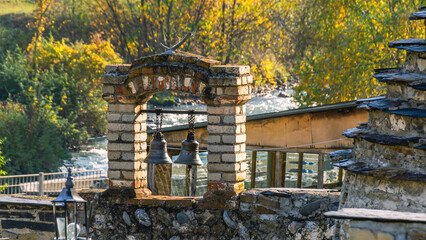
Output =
[
  {"x1": 190, "y1": 166, "x2": 197, "y2": 196},
  {"x1": 280, "y1": 152, "x2": 287, "y2": 187},
  {"x1": 267, "y1": 152, "x2": 276, "y2": 187},
  {"x1": 338, "y1": 167, "x2": 344, "y2": 185},
  {"x1": 317, "y1": 153, "x2": 324, "y2": 189},
  {"x1": 147, "y1": 163, "x2": 156, "y2": 194},
  {"x1": 185, "y1": 165, "x2": 191, "y2": 196},
  {"x1": 297, "y1": 153, "x2": 304, "y2": 188},
  {"x1": 251, "y1": 151, "x2": 257, "y2": 188},
  {"x1": 271, "y1": 152, "x2": 276, "y2": 187}
]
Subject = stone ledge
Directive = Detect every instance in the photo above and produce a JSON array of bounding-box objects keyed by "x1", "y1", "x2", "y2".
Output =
[
  {"x1": 0, "y1": 196, "x2": 53, "y2": 207},
  {"x1": 325, "y1": 208, "x2": 426, "y2": 223}
]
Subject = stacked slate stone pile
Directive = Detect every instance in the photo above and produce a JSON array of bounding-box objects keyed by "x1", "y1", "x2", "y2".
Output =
[{"x1": 329, "y1": 5, "x2": 426, "y2": 235}]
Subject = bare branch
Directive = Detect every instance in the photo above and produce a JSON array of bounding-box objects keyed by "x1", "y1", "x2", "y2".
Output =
[{"x1": 161, "y1": 31, "x2": 195, "y2": 54}]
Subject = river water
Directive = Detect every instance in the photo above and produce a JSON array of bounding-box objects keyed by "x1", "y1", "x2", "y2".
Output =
[{"x1": 67, "y1": 90, "x2": 340, "y2": 195}]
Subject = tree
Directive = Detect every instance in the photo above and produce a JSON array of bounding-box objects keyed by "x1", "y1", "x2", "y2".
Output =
[
  {"x1": 287, "y1": 0, "x2": 423, "y2": 106},
  {"x1": 26, "y1": 35, "x2": 122, "y2": 147},
  {"x1": 0, "y1": 138, "x2": 7, "y2": 177},
  {"x1": 0, "y1": 101, "x2": 70, "y2": 175}
]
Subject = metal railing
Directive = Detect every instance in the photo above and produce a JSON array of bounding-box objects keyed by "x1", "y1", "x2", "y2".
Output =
[
  {"x1": 0, "y1": 170, "x2": 104, "y2": 196},
  {"x1": 249, "y1": 151, "x2": 343, "y2": 189}
]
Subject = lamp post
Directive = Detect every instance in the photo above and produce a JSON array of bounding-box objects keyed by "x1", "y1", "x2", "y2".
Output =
[{"x1": 52, "y1": 168, "x2": 89, "y2": 240}]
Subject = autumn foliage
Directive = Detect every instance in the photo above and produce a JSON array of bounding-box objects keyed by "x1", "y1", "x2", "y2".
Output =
[{"x1": 38, "y1": 0, "x2": 422, "y2": 105}]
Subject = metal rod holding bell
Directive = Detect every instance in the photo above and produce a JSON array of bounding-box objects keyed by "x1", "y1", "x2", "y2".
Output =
[
  {"x1": 174, "y1": 111, "x2": 203, "y2": 196},
  {"x1": 145, "y1": 110, "x2": 172, "y2": 194}
]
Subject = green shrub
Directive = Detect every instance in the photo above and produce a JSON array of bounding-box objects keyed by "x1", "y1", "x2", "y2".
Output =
[
  {"x1": 0, "y1": 47, "x2": 30, "y2": 101},
  {"x1": 0, "y1": 102, "x2": 70, "y2": 175}
]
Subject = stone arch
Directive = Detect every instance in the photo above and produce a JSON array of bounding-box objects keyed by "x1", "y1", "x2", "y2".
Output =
[
  {"x1": 103, "y1": 52, "x2": 220, "y2": 105},
  {"x1": 101, "y1": 51, "x2": 253, "y2": 199}
]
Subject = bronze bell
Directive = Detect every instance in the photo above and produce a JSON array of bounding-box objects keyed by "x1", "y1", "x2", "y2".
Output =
[
  {"x1": 146, "y1": 132, "x2": 172, "y2": 164},
  {"x1": 174, "y1": 132, "x2": 203, "y2": 166}
]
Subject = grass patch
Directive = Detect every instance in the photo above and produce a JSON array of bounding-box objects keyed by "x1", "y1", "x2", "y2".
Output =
[{"x1": 0, "y1": 0, "x2": 35, "y2": 16}]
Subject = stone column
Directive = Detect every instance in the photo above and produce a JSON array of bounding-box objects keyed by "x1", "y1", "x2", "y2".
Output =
[
  {"x1": 206, "y1": 104, "x2": 247, "y2": 196},
  {"x1": 204, "y1": 65, "x2": 252, "y2": 199},
  {"x1": 102, "y1": 64, "x2": 151, "y2": 198},
  {"x1": 106, "y1": 103, "x2": 150, "y2": 197}
]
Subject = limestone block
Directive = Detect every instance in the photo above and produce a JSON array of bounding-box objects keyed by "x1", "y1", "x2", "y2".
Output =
[
  {"x1": 210, "y1": 65, "x2": 251, "y2": 75},
  {"x1": 102, "y1": 85, "x2": 115, "y2": 94},
  {"x1": 107, "y1": 113, "x2": 122, "y2": 122},
  {"x1": 207, "y1": 163, "x2": 239, "y2": 172},
  {"x1": 223, "y1": 115, "x2": 246, "y2": 124},
  {"x1": 108, "y1": 151, "x2": 121, "y2": 160},
  {"x1": 108, "y1": 143, "x2": 134, "y2": 152},
  {"x1": 108, "y1": 170, "x2": 121, "y2": 179},
  {"x1": 207, "y1": 135, "x2": 221, "y2": 144},
  {"x1": 348, "y1": 228, "x2": 376, "y2": 240},
  {"x1": 107, "y1": 133, "x2": 119, "y2": 141},
  {"x1": 222, "y1": 134, "x2": 246, "y2": 144},
  {"x1": 208, "y1": 172, "x2": 222, "y2": 181},
  {"x1": 207, "y1": 116, "x2": 221, "y2": 124},
  {"x1": 101, "y1": 74, "x2": 128, "y2": 84},
  {"x1": 121, "y1": 133, "x2": 147, "y2": 142},
  {"x1": 207, "y1": 144, "x2": 238, "y2": 153},
  {"x1": 224, "y1": 86, "x2": 249, "y2": 95},
  {"x1": 222, "y1": 153, "x2": 246, "y2": 162},
  {"x1": 207, "y1": 153, "x2": 222, "y2": 163},
  {"x1": 122, "y1": 152, "x2": 146, "y2": 161},
  {"x1": 108, "y1": 104, "x2": 140, "y2": 113},
  {"x1": 376, "y1": 232, "x2": 395, "y2": 240},
  {"x1": 222, "y1": 172, "x2": 246, "y2": 182},
  {"x1": 105, "y1": 64, "x2": 130, "y2": 73},
  {"x1": 108, "y1": 123, "x2": 140, "y2": 132},
  {"x1": 109, "y1": 161, "x2": 140, "y2": 170},
  {"x1": 121, "y1": 170, "x2": 146, "y2": 180},
  {"x1": 207, "y1": 105, "x2": 244, "y2": 115},
  {"x1": 207, "y1": 125, "x2": 237, "y2": 134}
]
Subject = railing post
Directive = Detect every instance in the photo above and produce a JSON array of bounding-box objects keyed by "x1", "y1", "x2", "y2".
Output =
[
  {"x1": 267, "y1": 152, "x2": 276, "y2": 187},
  {"x1": 250, "y1": 151, "x2": 257, "y2": 188},
  {"x1": 297, "y1": 153, "x2": 304, "y2": 188},
  {"x1": 38, "y1": 172, "x2": 45, "y2": 196},
  {"x1": 317, "y1": 153, "x2": 324, "y2": 189},
  {"x1": 338, "y1": 167, "x2": 343, "y2": 185},
  {"x1": 280, "y1": 152, "x2": 287, "y2": 187}
]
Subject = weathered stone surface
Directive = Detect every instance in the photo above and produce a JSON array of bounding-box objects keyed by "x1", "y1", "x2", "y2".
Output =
[
  {"x1": 135, "y1": 209, "x2": 151, "y2": 227},
  {"x1": 238, "y1": 222, "x2": 250, "y2": 240},
  {"x1": 288, "y1": 221, "x2": 303, "y2": 234},
  {"x1": 176, "y1": 212, "x2": 190, "y2": 225},
  {"x1": 84, "y1": 188, "x2": 341, "y2": 239},
  {"x1": 157, "y1": 208, "x2": 172, "y2": 226},
  {"x1": 299, "y1": 198, "x2": 328, "y2": 216},
  {"x1": 122, "y1": 211, "x2": 132, "y2": 226},
  {"x1": 222, "y1": 210, "x2": 236, "y2": 229}
]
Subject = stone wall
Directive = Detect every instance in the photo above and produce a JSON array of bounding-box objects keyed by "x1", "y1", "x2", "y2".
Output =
[
  {"x1": 339, "y1": 172, "x2": 425, "y2": 212},
  {"x1": 341, "y1": 221, "x2": 425, "y2": 240},
  {"x1": 325, "y1": 208, "x2": 426, "y2": 240},
  {"x1": 0, "y1": 196, "x2": 55, "y2": 240},
  {"x1": 90, "y1": 188, "x2": 340, "y2": 240}
]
